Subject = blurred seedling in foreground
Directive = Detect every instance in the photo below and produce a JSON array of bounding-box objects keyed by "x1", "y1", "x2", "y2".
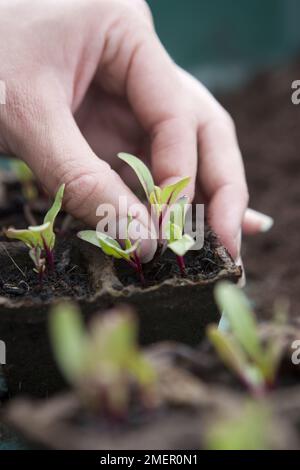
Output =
[
  {"x1": 49, "y1": 303, "x2": 156, "y2": 419},
  {"x1": 207, "y1": 282, "x2": 284, "y2": 397},
  {"x1": 78, "y1": 216, "x2": 145, "y2": 284},
  {"x1": 5, "y1": 184, "x2": 65, "y2": 282},
  {"x1": 205, "y1": 401, "x2": 273, "y2": 450}
]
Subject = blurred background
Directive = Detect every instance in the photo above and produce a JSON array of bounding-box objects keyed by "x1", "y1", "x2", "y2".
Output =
[{"x1": 148, "y1": 0, "x2": 300, "y2": 90}]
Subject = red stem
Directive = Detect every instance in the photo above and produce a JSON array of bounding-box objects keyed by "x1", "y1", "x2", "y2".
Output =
[
  {"x1": 133, "y1": 253, "x2": 145, "y2": 285},
  {"x1": 38, "y1": 267, "x2": 44, "y2": 286},
  {"x1": 176, "y1": 255, "x2": 186, "y2": 276},
  {"x1": 46, "y1": 249, "x2": 55, "y2": 272},
  {"x1": 42, "y1": 236, "x2": 55, "y2": 271}
]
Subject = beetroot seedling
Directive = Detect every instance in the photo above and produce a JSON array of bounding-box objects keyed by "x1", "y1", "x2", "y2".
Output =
[
  {"x1": 49, "y1": 303, "x2": 156, "y2": 419},
  {"x1": 207, "y1": 282, "x2": 284, "y2": 397},
  {"x1": 205, "y1": 401, "x2": 273, "y2": 450},
  {"x1": 5, "y1": 184, "x2": 65, "y2": 281},
  {"x1": 78, "y1": 217, "x2": 145, "y2": 284},
  {"x1": 118, "y1": 153, "x2": 190, "y2": 238}
]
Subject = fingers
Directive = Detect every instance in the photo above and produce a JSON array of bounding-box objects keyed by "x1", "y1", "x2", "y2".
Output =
[
  {"x1": 149, "y1": 118, "x2": 198, "y2": 200},
  {"x1": 242, "y1": 208, "x2": 274, "y2": 235},
  {"x1": 197, "y1": 113, "x2": 249, "y2": 260},
  {"x1": 122, "y1": 26, "x2": 198, "y2": 199},
  {"x1": 6, "y1": 96, "x2": 156, "y2": 261},
  {"x1": 93, "y1": 3, "x2": 198, "y2": 198}
]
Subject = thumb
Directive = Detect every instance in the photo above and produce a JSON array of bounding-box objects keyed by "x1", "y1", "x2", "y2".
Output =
[{"x1": 7, "y1": 100, "x2": 156, "y2": 262}]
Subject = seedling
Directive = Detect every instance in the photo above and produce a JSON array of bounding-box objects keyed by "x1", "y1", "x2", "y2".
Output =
[
  {"x1": 118, "y1": 153, "x2": 195, "y2": 274},
  {"x1": 118, "y1": 153, "x2": 190, "y2": 232},
  {"x1": 164, "y1": 196, "x2": 195, "y2": 275},
  {"x1": 207, "y1": 282, "x2": 284, "y2": 397},
  {"x1": 205, "y1": 402, "x2": 272, "y2": 450},
  {"x1": 5, "y1": 184, "x2": 65, "y2": 281},
  {"x1": 49, "y1": 303, "x2": 156, "y2": 419},
  {"x1": 78, "y1": 154, "x2": 195, "y2": 283},
  {"x1": 78, "y1": 217, "x2": 145, "y2": 284}
]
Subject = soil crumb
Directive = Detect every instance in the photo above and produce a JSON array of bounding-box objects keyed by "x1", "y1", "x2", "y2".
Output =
[
  {"x1": 116, "y1": 229, "x2": 232, "y2": 287},
  {"x1": 0, "y1": 238, "x2": 93, "y2": 302}
]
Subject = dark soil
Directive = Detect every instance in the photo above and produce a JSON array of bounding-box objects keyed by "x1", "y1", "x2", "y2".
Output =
[
  {"x1": 116, "y1": 228, "x2": 229, "y2": 287},
  {"x1": 220, "y1": 60, "x2": 300, "y2": 322},
  {"x1": 0, "y1": 238, "x2": 93, "y2": 302}
]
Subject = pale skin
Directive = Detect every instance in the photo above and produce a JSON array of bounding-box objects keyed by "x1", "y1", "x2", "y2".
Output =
[{"x1": 0, "y1": 0, "x2": 273, "y2": 262}]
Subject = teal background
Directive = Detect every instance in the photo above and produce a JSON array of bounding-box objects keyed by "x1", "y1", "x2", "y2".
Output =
[{"x1": 147, "y1": 0, "x2": 300, "y2": 89}]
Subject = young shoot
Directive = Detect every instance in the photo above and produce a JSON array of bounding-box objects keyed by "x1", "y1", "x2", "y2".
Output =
[
  {"x1": 118, "y1": 153, "x2": 190, "y2": 234},
  {"x1": 49, "y1": 303, "x2": 156, "y2": 419},
  {"x1": 5, "y1": 184, "x2": 65, "y2": 281},
  {"x1": 78, "y1": 217, "x2": 145, "y2": 284},
  {"x1": 207, "y1": 282, "x2": 284, "y2": 397},
  {"x1": 165, "y1": 196, "x2": 195, "y2": 275}
]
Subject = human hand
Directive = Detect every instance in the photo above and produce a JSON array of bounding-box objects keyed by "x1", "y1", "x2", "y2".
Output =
[{"x1": 0, "y1": 0, "x2": 272, "y2": 261}]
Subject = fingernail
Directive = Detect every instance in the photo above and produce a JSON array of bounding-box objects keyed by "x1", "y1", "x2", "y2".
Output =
[
  {"x1": 234, "y1": 229, "x2": 242, "y2": 263},
  {"x1": 247, "y1": 209, "x2": 274, "y2": 233}
]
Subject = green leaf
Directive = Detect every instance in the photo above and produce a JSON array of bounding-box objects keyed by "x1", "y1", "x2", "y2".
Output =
[
  {"x1": 85, "y1": 309, "x2": 156, "y2": 390},
  {"x1": 170, "y1": 196, "x2": 189, "y2": 230},
  {"x1": 161, "y1": 177, "x2": 190, "y2": 205},
  {"x1": 207, "y1": 326, "x2": 249, "y2": 378},
  {"x1": 168, "y1": 233, "x2": 195, "y2": 256},
  {"x1": 49, "y1": 302, "x2": 87, "y2": 384},
  {"x1": 164, "y1": 196, "x2": 190, "y2": 245},
  {"x1": 149, "y1": 186, "x2": 162, "y2": 215},
  {"x1": 78, "y1": 230, "x2": 123, "y2": 259},
  {"x1": 206, "y1": 402, "x2": 272, "y2": 450},
  {"x1": 165, "y1": 222, "x2": 182, "y2": 243},
  {"x1": 6, "y1": 185, "x2": 64, "y2": 255},
  {"x1": 78, "y1": 230, "x2": 139, "y2": 262},
  {"x1": 128, "y1": 354, "x2": 156, "y2": 387},
  {"x1": 259, "y1": 339, "x2": 284, "y2": 384},
  {"x1": 88, "y1": 310, "x2": 137, "y2": 365},
  {"x1": 10, "y1": 159, "x2": 34, "y2": 183},
  {"x1": 214, "y1": 282, "x2": 264, "y2": 363},
  {"x1": 5, "y1": 222, "x2": 51, "y2": 248},
  {"x1": 118, "y1": 153, "x2": 155, "y2": 200},
  {"x1": 43, "y1": 184, "x2": 65, "y2": 249},
  {"x1": 6, "y1": 227, "x2": 38, "y2": 247},
  {"x1": 77, "y1": 230, "x2": 100, "y2": 248},
  {"x1": 207, "y1": 326, "x2": 264, "y2": 390}
]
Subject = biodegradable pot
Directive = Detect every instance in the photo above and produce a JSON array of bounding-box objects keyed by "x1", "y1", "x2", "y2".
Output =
[
  {"x1": 0, "y1": 229, "x2": 241, "y2": 397},
  {"x1": 3, "y1": 340, "x2": 299, "y2": 450}
]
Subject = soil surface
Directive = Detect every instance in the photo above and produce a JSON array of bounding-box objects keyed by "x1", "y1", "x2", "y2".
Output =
[
  {"x1": 220, "y1": 60, "x2": 300, "y2": 322},
  {"x1": 116, "y1": 228, "x2": 230, "y2": 287},
  {"x1": 0, "y1": 238, "x2": 93, "y2": 302}
]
